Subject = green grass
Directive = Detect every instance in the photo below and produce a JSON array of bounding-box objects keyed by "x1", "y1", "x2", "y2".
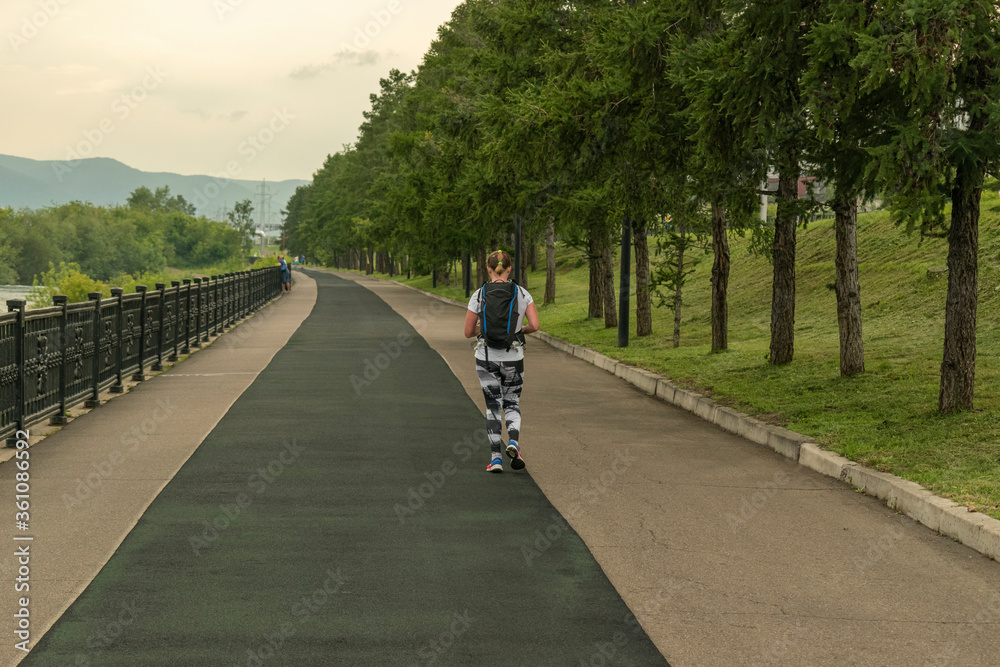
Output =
[{"x1": 337, "y1": 194, "x2": 1000, "y2": 519}]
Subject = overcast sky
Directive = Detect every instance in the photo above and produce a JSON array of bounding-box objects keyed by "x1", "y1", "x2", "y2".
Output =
[{"x1": 2, "y1": 0, "x2": 464, "y2": 182}]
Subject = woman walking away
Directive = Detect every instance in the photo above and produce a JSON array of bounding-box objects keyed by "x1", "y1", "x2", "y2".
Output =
[{"x1": 464, "y1": 250, "x2": 540, "y2": 473}]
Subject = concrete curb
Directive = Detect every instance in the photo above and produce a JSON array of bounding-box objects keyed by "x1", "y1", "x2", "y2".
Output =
[{"x1": 357, "y1": 272, "x2": 1000, "y2": 564}]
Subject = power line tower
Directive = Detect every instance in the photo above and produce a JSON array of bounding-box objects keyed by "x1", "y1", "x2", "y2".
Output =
[{"x1": 256, "y1": 179, "x2": 274, "y2": 237}]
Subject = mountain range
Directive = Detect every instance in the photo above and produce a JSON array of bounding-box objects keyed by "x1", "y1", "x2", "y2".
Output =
[{"x1": 0, "y1": 154, "x2": 310, "y2": 223}]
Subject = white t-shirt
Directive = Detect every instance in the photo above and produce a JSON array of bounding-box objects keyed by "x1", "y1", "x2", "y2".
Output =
[{"x1": 467, "y1": 282, "x2": 534, "y2": 362}]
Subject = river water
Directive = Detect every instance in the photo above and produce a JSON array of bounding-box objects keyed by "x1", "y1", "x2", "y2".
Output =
[{"x1": 0, "y1": 285, "x2": 37, "y2": 307}]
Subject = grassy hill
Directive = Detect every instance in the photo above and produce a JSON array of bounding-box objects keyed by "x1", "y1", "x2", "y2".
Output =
[{"x1": 386, "y1": 191, "x2": 1000, "y2": 520}]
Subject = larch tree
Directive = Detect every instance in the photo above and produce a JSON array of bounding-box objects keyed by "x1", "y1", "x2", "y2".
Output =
[
  {"x1": 671, "y1": 0, "x2": 763, "y2": 352},
  {"x1": 856, "y1": 0, "x2": 1000, "y2": 412},
  {"x1": 803, "y1": 0, "x2": 890, "y2": 377},
  {"x1": 710, "y1": 0, "x2": 823, "y2": 365}
]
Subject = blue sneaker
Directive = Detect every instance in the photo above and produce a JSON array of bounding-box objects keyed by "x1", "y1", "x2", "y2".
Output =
[
  {"x1": 486, "y1": 456, "x2": 503, "y2": 473},
  {"x1": 506, "y1": 441, "x2": 525, "y2": 470}
]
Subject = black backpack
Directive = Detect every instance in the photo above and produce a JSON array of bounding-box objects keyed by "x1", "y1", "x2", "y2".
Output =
[{"x1": 479, "y1": 281, "x2": 524, "y2": 360}]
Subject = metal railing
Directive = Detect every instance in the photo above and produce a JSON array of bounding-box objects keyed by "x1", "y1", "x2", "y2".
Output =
[{"x1": 0, "y1": 265, "x2": 282, "y2": 442}]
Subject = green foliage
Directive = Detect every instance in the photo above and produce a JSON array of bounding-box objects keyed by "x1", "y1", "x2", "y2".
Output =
[
  {"x1": 854, "y1": 0, "x2": 1000, "y2": 232},
  {"x1": 802, "y1": 0, "x2": 885, "y2": 209},
  {"x1": 29, "y1": 262, "x2": 109, "y2": 307},
  {"x1": 285, "y1": 0, "x2": 997, "y2": 406},
  {"x1": 162, "y1": 212, "x2": 243, "y2": 267},
  {"x1": 1, "y1": 195, "x2": 245, "y2": 285},
  {"x1": 127, "y1": 185, "x2": 197, "y2": 215},
  {"x1": 649, "y1": 218, "x2": 708, "y2": 309},
  {"x1": 284, "y1": 0, "x2": 997, "y2": 274},
  {"x1": 0, "y1": 208, "x2": 21, "y2": 284},
  {"x1": 227, "y1": 199, "x2": 256, "y2": 256},
  {"x1": 28, "y1": 257, "x2": 261, "y2": 308}
]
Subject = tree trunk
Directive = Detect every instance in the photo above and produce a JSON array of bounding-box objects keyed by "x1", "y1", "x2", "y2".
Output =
[
  {"x1": 831, "y1": 195, "x2": 864, "y2": 377},
  {"x1": 462, "y1": 252, "x2": 470, "y2": 294},
  {"x1": 634, "y1": 216, "x2": 651, "y2": 336},
  {"x1": 603, "y1": 233, "x2": 617, "y2": 329},
  {"x1": 367, "y1": 247, "x2": 374, "y2": 275},
  {"x1": 544, "y1": 216, "x2": 556, "y2": 305},
  {"x1": 673, "y1": 226, "x2": 686, "y2": 348},
  {"x1": 588, "y1": 232, "x2": 604, "y2": 319},
  {"x1": 711, "y1": 200, "x2": 730, "y2": 352},
  {"x1": 939, "y1": 168, "x2": 982, "y2": 413},
  {"x1": 529, "y1": 230, "x2": 539, "y2": 272},
  {"x1": 519, "y1": 228, "x2": 528, "y2": 288},
  {"x1": 769, "y1": 154, "x2": 799, "y2": 365}
]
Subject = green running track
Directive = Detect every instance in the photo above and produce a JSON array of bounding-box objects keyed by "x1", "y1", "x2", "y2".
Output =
[{"x1": 24, "y1": 271, "x2": 669, "y2": 666}]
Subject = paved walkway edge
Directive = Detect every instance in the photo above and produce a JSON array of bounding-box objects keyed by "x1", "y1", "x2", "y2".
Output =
[{"x1": 383, "y1": 277, "x2": 1000, "y2": 564}]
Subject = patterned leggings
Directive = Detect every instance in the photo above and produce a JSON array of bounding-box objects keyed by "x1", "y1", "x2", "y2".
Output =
[{"x1": 475, "y1": 359, "x2": 524, "y2": 456}]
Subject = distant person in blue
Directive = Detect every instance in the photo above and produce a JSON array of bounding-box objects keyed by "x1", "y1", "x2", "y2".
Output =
[{"x1": 279, "y1": 256, "x2": 291, "y2": 293}]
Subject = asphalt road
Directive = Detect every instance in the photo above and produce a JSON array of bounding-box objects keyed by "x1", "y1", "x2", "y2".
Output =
[{"x1": 19, "y1": 270, "x2": 666, "y2": 666}]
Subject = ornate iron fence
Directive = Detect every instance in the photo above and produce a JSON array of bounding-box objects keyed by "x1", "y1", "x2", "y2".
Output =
[{"x1": 0, "y1": 265, "x2": 282, "y2": 443}]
